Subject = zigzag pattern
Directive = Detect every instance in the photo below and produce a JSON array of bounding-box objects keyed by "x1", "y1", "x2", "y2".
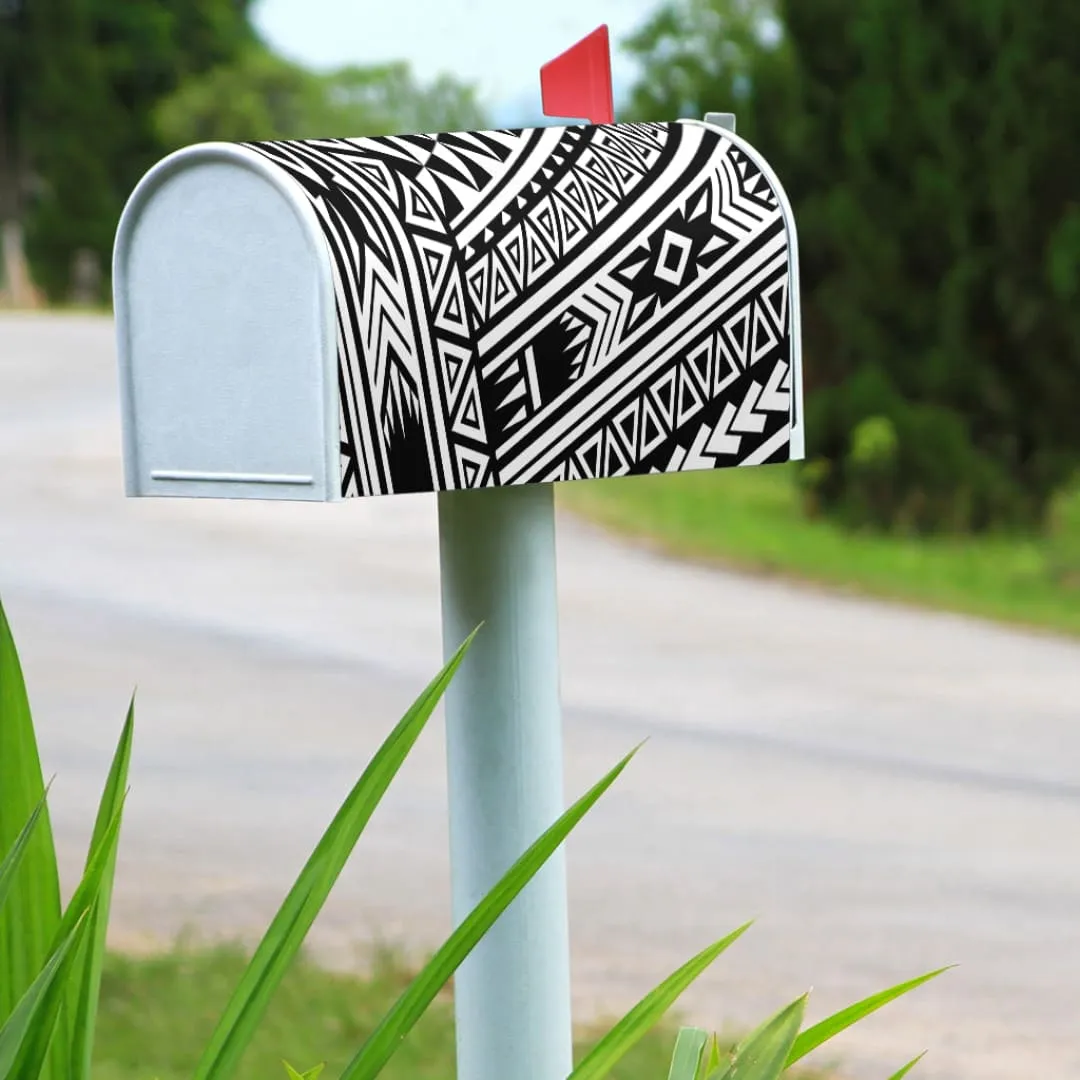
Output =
[{"x1": 245, "y1": 121, "x2": 799, "y2": 495}]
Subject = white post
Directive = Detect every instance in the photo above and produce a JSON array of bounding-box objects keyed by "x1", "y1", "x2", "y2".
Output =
[{"x1": 437, "y1": 482, "x2": 573, "y2": 1080}]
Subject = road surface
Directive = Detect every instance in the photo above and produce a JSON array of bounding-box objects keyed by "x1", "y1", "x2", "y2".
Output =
[{"x1": 1, "y1": 314, "x2": 1078, "y2": 1078}]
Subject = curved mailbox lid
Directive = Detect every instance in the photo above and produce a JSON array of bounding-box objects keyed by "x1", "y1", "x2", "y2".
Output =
[{"x1": 115, "y1": 118, "x2": 801, "y2": 502}]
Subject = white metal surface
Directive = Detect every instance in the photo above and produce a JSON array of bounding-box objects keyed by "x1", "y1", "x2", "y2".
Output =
[
  {"x1": 438, "y1": 483, "x2": 573, "y2": 1080},
  {"x1": 113, "y1": 144, "x2": 339, "y2": 502}
]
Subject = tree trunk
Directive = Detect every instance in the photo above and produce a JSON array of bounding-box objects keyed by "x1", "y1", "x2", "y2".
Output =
[
  {"x1": 0, "y1": 3, "x2": 39, "y2": 307},
  {"x1": 0, "y1": 217, "x2": 37, "y2": 307}
]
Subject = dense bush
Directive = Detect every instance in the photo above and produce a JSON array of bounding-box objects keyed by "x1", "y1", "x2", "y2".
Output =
[{"x1": 801, "y1": 366, "x2": 1029, "y2": 533}]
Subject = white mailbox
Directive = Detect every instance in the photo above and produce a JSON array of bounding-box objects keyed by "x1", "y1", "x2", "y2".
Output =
[{"x1": 114, "y1": 118, "x2": 802, "y2": 502}]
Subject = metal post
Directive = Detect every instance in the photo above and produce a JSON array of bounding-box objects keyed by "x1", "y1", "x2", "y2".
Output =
[{"x1": 437, "y1": 482, "x2": 573, "y2": 1080}]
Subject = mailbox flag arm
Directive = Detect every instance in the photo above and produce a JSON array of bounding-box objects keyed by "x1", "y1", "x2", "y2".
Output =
[{"x1": 540, "y1": 25, "x2": 615, "y2": 124}]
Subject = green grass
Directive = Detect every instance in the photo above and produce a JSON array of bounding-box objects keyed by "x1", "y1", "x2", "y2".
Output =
[
  {"x1": 91, "y1": 944, "x2": 829, "y2": 1080},
  {"x1": 558, "y1": 463, "x2": 1080, "y2": 638},
  {"x1": 93, "y1": 944, "x2": 456, "y2": 1080},
  {"x1": 89, "y1": 944, "x2": 680, "y2": 1080}
]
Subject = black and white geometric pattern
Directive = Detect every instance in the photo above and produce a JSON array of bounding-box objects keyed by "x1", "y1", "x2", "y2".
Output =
[{"x1": 246, "y1": 121, "x2": 799, "y2": 497}]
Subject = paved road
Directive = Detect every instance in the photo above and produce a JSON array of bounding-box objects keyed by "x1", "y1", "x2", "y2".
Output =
[{"x1": 1, "y1": 314, "x2": 1078, "y2": 1078}]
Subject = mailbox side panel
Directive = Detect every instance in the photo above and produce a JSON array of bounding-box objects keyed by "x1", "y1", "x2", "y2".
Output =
[
  {"x1": 114, "y1": 146, "x2": 339, "y2": 502},
  {"x1": 247, "y1": 122, "x2": 800, "y2": 496}
]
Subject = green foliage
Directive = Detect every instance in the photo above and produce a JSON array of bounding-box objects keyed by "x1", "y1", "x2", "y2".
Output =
[
  {"x1": 1, "y1": 592, "x2": 942, "y2": 1078},
  {"x1": 804, "y1": 366, "x2": 1023, "y2": 533},
  {"x1": 1046, "y1": 473, "x2": 1080, "y2": 587},
  {"x1": 885, "y1": 1055, "x2": 926, "y2": 1080},
  {"x1": 11, "y1": 0, "x2": 255, "y2": 300},
  {"x1": 665, "y1": 1027, "x2": 708, "y2": 1079},
  {"x1": 0, "y1": 591, "x2": 64, "y2": 1074},
  {"x1": 569, "y1": 925, "x2": 751, "y2": 1080},
  {"x1": 625, "y1": 0, "x2": 1080, "y2": 532},
  {"x1": 0, "y1": 600, "x2": 701, "y2": 1080},
  {"x1": 0, "y1": 595, "x2": 131, "y2": 1080},
  {"x1": 8, "y1": 0, "x2": 486, "y2": 302},
  {"x1": 708, "y1": 995, "x2": 805, "y2": 1079},
  {"x1": 92, "y1": 945, "x2": 458, "y2": 1080},
  {"x1": 192, "y1": 629, "x2": 478, "y2": 1080},
  {"x1": 154, "y1": 49, "x2": 488, "y2": 147},
  {"x1": 282, "y1": 1063, "x2": 324, "y2": 1079},
  {"x1": 785, "y1": 968, "x2": 951, "y2": 1068},
  {"x1": 153, "y1": 46, "x2": 321, "y2": 146},
  {"x1": 658, "y1": 964, "x2": 949, "y2": 1080}
]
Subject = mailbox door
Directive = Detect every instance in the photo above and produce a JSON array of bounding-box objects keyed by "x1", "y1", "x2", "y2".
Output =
[{"x1": 114, "y1": 145, "x2": 340, "y2": 502}]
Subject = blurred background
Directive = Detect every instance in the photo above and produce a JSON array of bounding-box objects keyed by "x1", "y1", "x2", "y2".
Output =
[
  {"x1": 0, "y1": 2, "x2": 1079, "y2": 1079},
  {"x1": 3, "y1": 0, "x2": 1080, "y2": 547}
]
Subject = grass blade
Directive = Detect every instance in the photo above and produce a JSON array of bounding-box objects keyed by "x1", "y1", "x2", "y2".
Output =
[
  {"x1": 570, "y1": 923, "x2": 752, "y2": 1080},
  {"x1": 0, "y1": 595, "x2": 64, "y2": 1079},
  {"x1": 283, "y1": 1065, "x2": 324, "y2": 1080},
  {"x1": 667, "y1": 1027, "x2": 709, "y2": 1080},
  {"x1": 703, "y1": 1034, "x2": 721, "y2": 1077},
  {"x1": 709, "y1": 996, "x2": 806, "y2": 1080},
  {"x1": 67, "y1": 699, "x2": 135, "y2": 1080},
  {"x1": 12, "y1": 798, "x2": 127, "y2": 1079},
  {"x1": 886, "y1": 1052, "x2": 927, "y2": 1079},
  {"x1": 786, "y1": 968, "x2": 951, "y2": 1067},
  {"x1": 339, "y1": 746, "x2": 641, "y2": 1080},
  {"x1": 0, "y1": 911, "x2": 89, "y2": 1080},
  {"x1": 194, "y1": 630, "x2": 478, "y2": 1080},
  {"x1": 0, "y1": 790, "x2": 48, "y2": 917}
]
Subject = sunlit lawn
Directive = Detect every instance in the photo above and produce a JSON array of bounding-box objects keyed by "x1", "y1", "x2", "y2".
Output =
[{"x1": 559, "y1": 463, "x2": 1080, "y2": 637}]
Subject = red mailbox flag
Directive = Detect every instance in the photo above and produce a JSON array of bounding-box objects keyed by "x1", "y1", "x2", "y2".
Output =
[{"x1": 540, "y1": 25, "x2": 615, "y2": 125}]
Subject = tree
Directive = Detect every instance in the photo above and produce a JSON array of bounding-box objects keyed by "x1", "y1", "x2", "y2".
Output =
[
  {"x1": 1, "y1": 0, "x2": 255, "y2": 303},
  {"x1": 154, "y1": 50, "x2": 489, "y2": 148},
  {"x1": 625, "y1": 0, "x2": 1080, "y2": 532}
]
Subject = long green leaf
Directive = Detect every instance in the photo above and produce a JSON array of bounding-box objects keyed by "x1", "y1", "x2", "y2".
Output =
[
  {"x1": 570, "y1": 923, "x2": 752, "y2": 1080},
  {"x1": 338, "y1": 746, "x2": 641, "y2": 1080},
  {"x1": 785, "y1": 968, "x2": 950, "y2": 1067},
  {"x1": 194, "y1": 630, "x2": 478, "y2": 1080},
  {"x1": 67, "y1": 699, "x2": 135, "y2": 1080},
  {"x1": 0, "y1": 790, "x2": 48, "y2": 917},
  {"x1": 0, "y1": 595, "x2": 64, "y2": 1080},
  {"x1": 886, "y1": 1052, "x2": 927, "y2": 1079},
  {"x1": 0, "y1": 911, "x2": 89, "y2": 1080},
  {"x1": 709, "y1": 996, "x2": 806, "y2": 1080},
  {"x1": 12, "y1": 798, "x2": 127, "y2": 1079},
  {"x1": 667, "y1": 1027, "x2": 709, "y2": 1080}
]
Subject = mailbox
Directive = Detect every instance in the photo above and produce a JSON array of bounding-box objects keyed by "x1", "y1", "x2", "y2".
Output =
[{"x1": 114, "y1": 118, "x2": 802, "y2": 501}]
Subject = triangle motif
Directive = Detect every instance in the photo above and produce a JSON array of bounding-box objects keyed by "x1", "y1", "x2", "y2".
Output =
[
  {"x1": 613, "y1": 400, "x2": 640, "y2": 458},
  {"x1": 751, "y1": 301, "x2": 778, "y2": 364},
  {"x1": 451, "y1": 373, "x2": 488, "y2": 442},
  {"x1": 435, "y1": 277, "x2": 470, "y2": 336},
  {"x1": 639, "y1": 394, "x2": 668, "y2": 457},
  {"x1": 762, "y1": 275, "x2": 788, "y2": 333},
  {"x1": 722, "y1": 305, "x2": 751, "y2": 368},
  {"x1": 650, "y1": 368, "x2": 678, "y2": 428},
  {"x1": 685, "y1": 336, "x2": 713, "y2": 396},
  {"x1": 604, "y1": 428, "x2": 630, "y2": 476},
  {"x1": 576, "y1": 429, "x2": 604, "y2": 477},
  {"x1": 676, "y1": 364, "x2": 706, "y2": 427}
]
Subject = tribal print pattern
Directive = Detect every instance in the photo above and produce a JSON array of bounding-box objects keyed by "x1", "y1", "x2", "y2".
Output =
[{"x1": 247, "y1": 120, "x2": 800, "y2": 497}]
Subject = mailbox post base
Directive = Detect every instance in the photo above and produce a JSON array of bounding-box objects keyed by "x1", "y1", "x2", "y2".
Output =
[{"x1": 437, "y1": 482, "x2": 573, "y2": 1080}]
